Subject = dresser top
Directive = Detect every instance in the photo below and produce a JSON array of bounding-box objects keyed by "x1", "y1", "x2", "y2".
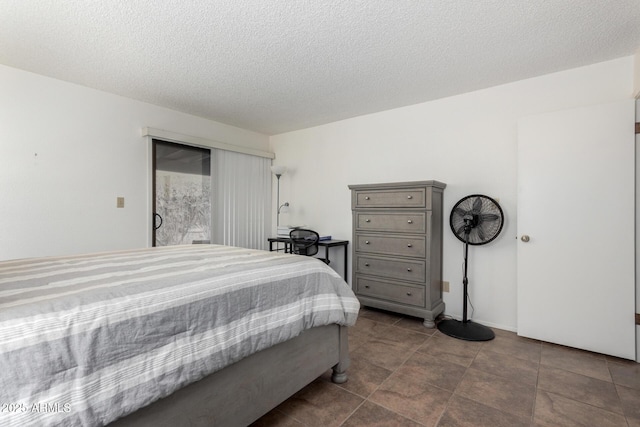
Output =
[{"x1": 348, "y1": 180, "x2": 446, "y2": 190}]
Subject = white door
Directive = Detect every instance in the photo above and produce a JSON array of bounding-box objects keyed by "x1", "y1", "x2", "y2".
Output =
[{"x1": 517, "y1": 100, "x2": 635, "y2": 359}]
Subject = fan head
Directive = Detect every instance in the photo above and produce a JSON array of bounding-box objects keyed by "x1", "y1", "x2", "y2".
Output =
[{"x1": 450, "y1": 195, "x2": 504, "y2": 245}]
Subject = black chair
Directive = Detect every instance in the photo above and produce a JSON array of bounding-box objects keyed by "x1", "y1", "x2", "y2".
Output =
[{"x1": 289, "y1": 229, "x2": 329, "y2": 264}]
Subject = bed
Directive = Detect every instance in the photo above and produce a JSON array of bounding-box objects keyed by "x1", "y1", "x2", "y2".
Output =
[{"x1": 0, "y1": 244, "x2": 359, "y2": 427}]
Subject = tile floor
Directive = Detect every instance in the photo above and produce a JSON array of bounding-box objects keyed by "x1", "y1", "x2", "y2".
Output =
[{"x1": 252, "y1": 307, "x2": 640, "y2": 427}]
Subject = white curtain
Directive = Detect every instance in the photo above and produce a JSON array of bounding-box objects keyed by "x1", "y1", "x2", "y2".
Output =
[{"x1": 212, "y1": 149, "x2": 271, "y2": 250}]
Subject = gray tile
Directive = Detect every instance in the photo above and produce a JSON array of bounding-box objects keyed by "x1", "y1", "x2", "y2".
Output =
[
  {"x1": 369, "y1": 368, "x2": 451, "y2": 426},
  {"x1": 349, "y1": 316, "x2": 388, "y2": 340},
  {"x1": 437, "y1": 394, "x2": 530, "y2": 427},
  {"x1": 616, "y1": 384, "x2": 640, "y2": 422},
  {"x1": 273, "y1": 317, "x2": 632, "y2": 427},
  {"x1": 341, "y1": 401, "x2": 422, "y2": 427},
  {"x1": 417, "y1": 333, "x2": 482, "y2": 367},
  {"x1": 276, "y1": 379, "x2": 364, "y2": 427},
  {"x1": 400, "y1": 351, "x2": 467, "y2": 391},
  {"x1": 540, "y1": 343, "x2": 611, "y2": 382},
  {"x1": 358, "y1": 307, "x2": 403, "y2": 325},
  {"x1": 533, "y1": 390, "x2": 627, "y2": 427},
  {"x1": 350, "y1": 324, "x2": 428, "y2": 371},
  {"x1": 455, "y1": 368, "x2": 536, "y2": 418},
  {"x1": 471, "y1": 347, "x2": 539, "y2": 387},
  {"x1": 537, "y1": 366, "x2": 622, "y2": 413},
  {"x1": 480, "y1": 331, "x2": 542, "y2": 363},
  {"x1": 608, "y1": 359, "x2": 640, "y2": 390}
]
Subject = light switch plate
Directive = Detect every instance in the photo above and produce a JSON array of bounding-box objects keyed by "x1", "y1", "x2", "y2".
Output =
[{"x1": 117, "y1": 197, "x2": 125, "y2": 208}]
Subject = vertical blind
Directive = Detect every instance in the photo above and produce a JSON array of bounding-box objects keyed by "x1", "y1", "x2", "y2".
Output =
[{"x1": 212, "y1": 149, "x2": 271, "y2": 250}]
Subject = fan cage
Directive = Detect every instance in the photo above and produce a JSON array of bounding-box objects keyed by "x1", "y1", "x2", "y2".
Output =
[{"x1": 450, "y1": 194, "x2": 504, "y2": 245}]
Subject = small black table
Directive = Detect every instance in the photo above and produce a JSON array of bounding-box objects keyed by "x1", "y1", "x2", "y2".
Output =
[{"x1": 267, "y1": 237, "x2": 349, "y2": 279}]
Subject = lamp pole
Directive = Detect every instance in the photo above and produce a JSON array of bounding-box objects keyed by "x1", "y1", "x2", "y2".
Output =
[
  {"x1": 275, "y1": 173, "x2": 282, "y2": 226},
  {"x1": 271, "y1": 166, "x2": 287, "y2": 228}
]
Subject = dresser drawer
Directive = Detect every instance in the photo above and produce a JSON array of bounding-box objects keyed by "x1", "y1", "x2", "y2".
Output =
[
  {"x1": 354, "y1": 187, "x2": 426, "y2": 208},
  {"x1": 355, "y1": 234, "x2": 426, "y2": 258},
  {"x1": 356, "y1": 255, "x2": 426, "y2": 282},
  {"x1": 356, "y1": 276, "x2": 424, "y2": 307},
  {"x1": 356, "y1": 212, "x2": 426, "y2": 233}
]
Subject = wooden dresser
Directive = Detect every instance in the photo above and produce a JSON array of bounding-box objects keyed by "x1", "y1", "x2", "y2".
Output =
[{"x1": 348, "y1": 181, "x2": 446, "y2": 327}]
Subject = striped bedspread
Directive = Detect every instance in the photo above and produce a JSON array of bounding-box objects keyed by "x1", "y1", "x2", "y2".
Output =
[{"x1": 0, "y1": 245, "x2": 360, "y2": 427}]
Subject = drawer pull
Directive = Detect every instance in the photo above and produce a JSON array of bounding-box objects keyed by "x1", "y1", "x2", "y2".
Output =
[
  {"x1": 407, "y1": 268, "x2": 412, "y2": 272},
  {"x1": 365, "y1": 219, "x2": 371, "y2": 223},
  {"x1": 407, "y1": 219, "x2": 413, "y2": 224},
  {"x1": 407, "y1": 243, "x2": 413, "y2": 247},
  {"x1": 406, "y1": 292, "x2": 412, "y2": 296},
  {"x1": 407, "y1": 195, "x2": 413, "y2": 199},
  {"x1": 365, "y1": 196, "x2": 370, "y2": 200},
  {"x1": 365, "y1": 285, "x2": 370, "y2": 289},
  {"x1": 364, "y1": 263, "x2": 370, "y2": 267},
  {"x1": 365, "y1": 240, "x2": 370, "y2": 244}
]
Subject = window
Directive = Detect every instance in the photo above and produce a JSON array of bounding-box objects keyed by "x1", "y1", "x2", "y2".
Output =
[
  {"x1": 152, "y1": 138, "x2": 271, "y2": 250},
  {"x1": 153, "y1": 140, "x2": 211, "y2": 246}
]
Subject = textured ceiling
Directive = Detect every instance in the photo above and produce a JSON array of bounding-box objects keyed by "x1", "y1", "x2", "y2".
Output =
[{"x1": 1, "y1": 1, "x2": 639, "y2": 135}]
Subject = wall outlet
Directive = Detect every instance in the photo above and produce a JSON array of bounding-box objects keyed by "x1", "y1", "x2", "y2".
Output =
[
  {"x1": 442, "y1": 280, "x2": 450, "y2": 292},
  {"x1": 117, "y1": 197, "x2": 125, "y2": 208}
]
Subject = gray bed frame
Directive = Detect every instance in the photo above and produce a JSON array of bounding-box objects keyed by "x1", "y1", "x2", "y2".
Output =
[{"x1": 110, "y1": 324, "x2": 349, "y2": 427}]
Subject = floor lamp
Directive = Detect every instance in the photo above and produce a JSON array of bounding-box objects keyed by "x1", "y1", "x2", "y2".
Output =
[{"x1": 271, "y1": 165, "x2": 288, "y2": 226}]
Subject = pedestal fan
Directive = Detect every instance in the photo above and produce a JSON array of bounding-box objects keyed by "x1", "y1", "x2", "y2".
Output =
[{"x1": 438, "y1": 194, "x2": 504, "y2": 341}]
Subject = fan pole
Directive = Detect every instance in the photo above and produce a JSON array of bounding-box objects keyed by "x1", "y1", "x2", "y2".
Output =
[
  {"x1": 462, "y1": 234, "x2": 469, "y2": 323},
  {"x1": 437, "y1": 220, "x2": 495, "y2": 341}
]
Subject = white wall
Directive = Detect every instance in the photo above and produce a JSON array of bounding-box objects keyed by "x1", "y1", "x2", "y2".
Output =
[
  {"x1": 270, "y1": 56, "x2": 635, "y2": 332},
  {"x1": 0, "y1": 64, "x2": 270, "y2": 261},
  {"x1": 634, "y1": 49, "x2": 640, "y2": 97}
]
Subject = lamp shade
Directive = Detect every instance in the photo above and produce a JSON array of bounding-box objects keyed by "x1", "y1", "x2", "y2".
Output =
[{"x1": 270, "y1": 165, "x2": 287, "y2": 176}]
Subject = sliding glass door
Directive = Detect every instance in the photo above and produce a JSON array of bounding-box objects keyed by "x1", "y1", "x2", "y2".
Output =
[{"x1": 153, "y1": 140, "x2": 211, "y2": 246}]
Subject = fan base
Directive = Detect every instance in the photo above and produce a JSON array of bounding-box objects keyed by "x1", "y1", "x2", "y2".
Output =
[{"x1": 437, "y1": 319, "x2": 495, "y2": 341}]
